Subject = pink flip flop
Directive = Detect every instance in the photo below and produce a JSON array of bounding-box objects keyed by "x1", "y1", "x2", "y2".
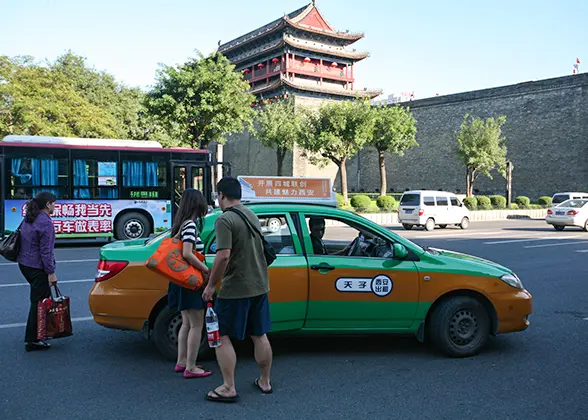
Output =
[
  {"x1": 184, "y1": 368, "x2": 213, "y2": 378},
  {"x1": 175, "y1": 364, "x2": 205, "y2": 373}
]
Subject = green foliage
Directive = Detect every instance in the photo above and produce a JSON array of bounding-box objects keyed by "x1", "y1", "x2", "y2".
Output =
[
  {"x1": 456, "y1": 114, "x2": 508, "y2": 196},
  {"x1": 147, "y1": 51, "x2": 255, "y2": 149},
  {"x1": 538, "y1": 196, "x2": 552, "y2": 206},
  {"x1": 298, "y1": 99, "x2": 376, "y2": 204},
  {"x1": 463, "y1": 197, "x2": 478, "y2": 210},
  {"x1": 376, "y1": 195, "x2": 396, "y2": 211},
  {"x1": 476, "y1": 196, "x2": 492, "y2": 210},
  {"x1": 253, "y1": 97, "x2": 300, "y2": 175},
  {"x1": 350, "y1": 195, "x2": 372, "y2": 212},
  {"x1": 490, "y1": 195, "x2": 507, "y2": 209},
  {"x1": 336, "y1": 193, "x2": 345, "y2": 208},
  {"x1": 515, "y1": 196, "x2": 531, "y2": 207},
  {"x1": 509, "y1": 203, "x2": 519, "y2": 209}
]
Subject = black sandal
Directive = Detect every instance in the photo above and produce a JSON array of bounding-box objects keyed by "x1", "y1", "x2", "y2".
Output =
[
  {"x1": 254, "y1": 378, "x2": 273, "y2": 394},
  {"x1": 205, "y1": 390, "x2": 239, "y2": 403}
]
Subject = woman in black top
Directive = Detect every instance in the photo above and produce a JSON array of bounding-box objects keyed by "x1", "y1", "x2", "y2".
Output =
[{"x1": 168, "y1": 189, "x2": 212, "y2": 378}]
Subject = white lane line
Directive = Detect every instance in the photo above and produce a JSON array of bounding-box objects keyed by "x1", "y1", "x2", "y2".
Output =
[
  {"x1": 575, "y1": 249, "x2": 588, "y2": 253},
  {"x1": 410, "y1": 231, "x2": 505, "y2": 239},
  {"x1": 0, "y1": 316, "x2": 94, "y2": 329},
  {"x1": 0, "y1": 259, "x2": 97, "y2": 267},
  {"x1": 0, "y1": 279, "x2": 94, "y2": 288},
  {"x1": 484, "y1": 236, "x2": 580, "y2": 245},
  {"x1": 524, "y1": 241, "x2": 588, "y2": 249}
]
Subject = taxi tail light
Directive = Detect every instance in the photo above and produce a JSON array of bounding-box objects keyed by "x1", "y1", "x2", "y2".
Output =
[
  {"x1": 418, "y1": 209, "x2": 424, "y2": 216},
  {"x1": 547, "y1": 209, "x2": 553, "y2": 215},
  {"x1": 567, "y1": 210, "x2": 578, "y2": 215},
  {"x1": 96, "y1": 260, "x2": 128, "y2": 282}
]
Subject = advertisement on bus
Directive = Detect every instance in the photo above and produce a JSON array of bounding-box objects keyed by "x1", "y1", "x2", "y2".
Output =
[{"x1": 3, "y1": 200, "x2": 172, "y2": 238}]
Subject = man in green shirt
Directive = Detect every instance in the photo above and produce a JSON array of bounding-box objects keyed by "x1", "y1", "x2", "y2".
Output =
[{"x1": 203, "y1": 177, "x2": 273, "y2": 403}]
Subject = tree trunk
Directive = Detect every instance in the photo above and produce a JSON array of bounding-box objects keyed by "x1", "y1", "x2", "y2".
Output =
[
  {"x1": 339, "y1": 157, "x2": 348, "y2": 205},
  {"x1": 276, "y1": 148, "x2": 285, "y2": 176},
  {"x1": 378, "y1": 150, "x2": 387, "y2": 196},
  {"x1": 466, "y1": 167, "x2": 472, "y2": 197}
]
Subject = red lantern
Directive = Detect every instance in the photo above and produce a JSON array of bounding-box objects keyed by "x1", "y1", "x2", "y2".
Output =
[
  {"x1": 258, "y1": 63, "x2": 264, "y2": 69},
  {"x1": 303, "y1": 57, "x2": 311, "y2": 63},
  {"x1": 243, "y1": 68, "x2": 250, "y2": 74},
  {"x1": 331, "y1": 62, "x2": 338, "y2": 67},
  {"x1": 272, "y1": 58, "x2": 279, "y2": 64}
]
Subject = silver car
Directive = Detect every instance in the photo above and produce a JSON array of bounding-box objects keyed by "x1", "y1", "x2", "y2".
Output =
[{"x1": 545, "y1": 199, "x2": 588, "y2": 231}]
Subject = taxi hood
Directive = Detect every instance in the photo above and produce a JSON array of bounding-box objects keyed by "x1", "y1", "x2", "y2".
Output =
[{"x1": 423, "y1": 247, "x2": 513, "y2": 277}]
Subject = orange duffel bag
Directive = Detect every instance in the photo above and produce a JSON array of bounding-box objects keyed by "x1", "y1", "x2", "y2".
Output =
[{"x1": 145, "y1": 226, "x2": 206, "y2": 290}]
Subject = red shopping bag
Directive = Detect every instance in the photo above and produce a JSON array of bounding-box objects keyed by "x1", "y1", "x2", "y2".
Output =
[{"x1": 37, "y1": 285, "x2": 73, "y2": 341}]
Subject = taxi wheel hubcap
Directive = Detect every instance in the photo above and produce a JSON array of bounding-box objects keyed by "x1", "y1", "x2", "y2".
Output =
[
  {"x1": 167, "y1": 314, "x2": 182, "y2": 344},
  {"x1": 124, "y1": 220, "x2": 144, "y2": 239},
  {"x1": 449, "y1": 310, "x2": 478, "y2": 346}
]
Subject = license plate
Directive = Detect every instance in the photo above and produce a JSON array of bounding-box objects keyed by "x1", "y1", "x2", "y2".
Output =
[
  {"x1": 556, "y1": 211, "x2": 565, "y2": 216},
  {"x1": 404, "y1": 209, "x2": 413, "y2": 214}
]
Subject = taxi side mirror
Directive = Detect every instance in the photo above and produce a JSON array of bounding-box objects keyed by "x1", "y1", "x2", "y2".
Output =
[{"x1": 393, "y1": 243, "x2": 408, "y2": 260}]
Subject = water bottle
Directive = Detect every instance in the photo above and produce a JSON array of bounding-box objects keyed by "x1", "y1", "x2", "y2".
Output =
[{"x1": 205, "y1": 303, "x2": 221, "y2": 348}]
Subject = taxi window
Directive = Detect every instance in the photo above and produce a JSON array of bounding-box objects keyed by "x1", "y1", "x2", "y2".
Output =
[
  {"x1": 552, "y1": 194, "x2": 569, "y2": 204},
  {"x1": 450, "y1": 197, "x2": 459, "y2": 206},
  {"x1": 424, "y1": 196, "x2": 435, "y2": 206},
  {"x1": 206, "y1": 214, "x2": 298, "y2": 255},
  {"x1": 436, "y1": 196, "x2": 449, "y2": 206},
  {"x1": 305, "y1": 216, "x2": 394, "y2": 259},
  {"x1": 400, "y1": 193, "x2": 419, "y2": 206}
]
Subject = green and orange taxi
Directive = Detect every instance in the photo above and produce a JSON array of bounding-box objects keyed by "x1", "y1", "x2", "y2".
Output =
[{"x1": 89, "y1": 176, "x2": 532, "y2": 360}]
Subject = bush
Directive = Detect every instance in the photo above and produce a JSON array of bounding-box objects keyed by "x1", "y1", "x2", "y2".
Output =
[
  {"x1": 463, "y1": 197, "x2": 478, "y2": 210},
  {"x1": 476, "y1": 196, "x2": 492, "y2": 210},
  {"x1": 376, "y1": 195, "x2": 396, "y2": 211},
  {"x1": 509, "y1": 203, "x2": 519, "y2": 209},
  {"x1": 350, "y1": 195, "x2": 372, "y2": 212},
  {"x1": 336, "y1": 193, "x2": 345, "y2": 208},
  {"x1": 490, "y1": 195, "x2": 507, "y2": 209},
  {"x1": 515, "y1": 196, "x2": 531, "y2": 207},
  {"x1": 537, "y1": 196, "x2": 552, "y2": 207}
]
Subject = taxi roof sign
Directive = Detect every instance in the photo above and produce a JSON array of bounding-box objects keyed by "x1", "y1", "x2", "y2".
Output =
[{"x1": 238, "y1": 176, "x2": 337, "y2": 207}]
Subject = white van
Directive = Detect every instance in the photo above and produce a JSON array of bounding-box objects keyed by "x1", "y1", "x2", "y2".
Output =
[
  {"x1": 552, "y1": 192, "x2": 588, "y2": 206},
  {"x1": 398, "y1": 190, "x2": 470, "y2": 231}
]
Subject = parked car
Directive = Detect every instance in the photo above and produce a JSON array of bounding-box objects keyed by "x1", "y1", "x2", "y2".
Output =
[
  {"x1": 398, "y1": 190, "x2": 470, "y2": 231},
  {"x1": 545, "y1": 199, "x2": 588, "y2": 231},
  {"x1": 551, "y1": 192, "x2": 588, "y2": 206},
  {"x1": 89, "y1": 200, "x2": 531, "y2": 361}
]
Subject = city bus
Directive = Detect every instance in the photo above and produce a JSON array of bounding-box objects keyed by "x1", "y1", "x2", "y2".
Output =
[{"x1": 0, "y1": 135, "x2": 230, "y2": 240}]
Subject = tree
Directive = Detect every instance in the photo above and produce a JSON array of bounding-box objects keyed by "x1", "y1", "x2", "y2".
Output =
[
  {"x1": 371, "y1": 105, "x2": 418, "y2": 196},
  {"x1": 456, "y1": 114, "x2": 508, "y2": 197},
  {"x1": 147, "y1": 51, "x2": 255, "y2": 149},
  {"x1": 253, "y1": 97, "x2": 300, "y2": 176},
  {"x1": 299, "y1": 99, "x2": 375, "y2": 204}
]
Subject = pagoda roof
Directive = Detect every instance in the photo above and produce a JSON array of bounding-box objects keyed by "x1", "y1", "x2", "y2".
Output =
[
  {"x1": 250, "y1": 75, "x2": 382, "y2": 99},
  {"x1": 219, "y1": 3, "x2": 364, "y2": 55}
]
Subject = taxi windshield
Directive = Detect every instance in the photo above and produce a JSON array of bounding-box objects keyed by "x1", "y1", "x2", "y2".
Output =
[{"x1": 145, "y1": 229, "x2": 170, "y2": 245}]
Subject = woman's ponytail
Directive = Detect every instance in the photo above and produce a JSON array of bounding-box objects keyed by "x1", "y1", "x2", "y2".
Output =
[{"x1": 25, "y1": 191, "x2": 56, "y2": 223}]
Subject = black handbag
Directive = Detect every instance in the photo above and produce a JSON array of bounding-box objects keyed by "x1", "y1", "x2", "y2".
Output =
[
  {"x1": 0, "y1": 220, "x2": 23, "y2": 262},
  {"x1": 226, "y1": 207, "x2": 277, "y2": 266}
]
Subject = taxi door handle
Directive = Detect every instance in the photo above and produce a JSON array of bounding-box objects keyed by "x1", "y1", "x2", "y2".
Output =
[{"x1": 311, "y1": 264, "x2": 335, "y2": 271}]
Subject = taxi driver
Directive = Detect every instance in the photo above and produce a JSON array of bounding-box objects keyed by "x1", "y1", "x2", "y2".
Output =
[{"x1": 308, "y1": 217, "x2": 353, "y2": 256}]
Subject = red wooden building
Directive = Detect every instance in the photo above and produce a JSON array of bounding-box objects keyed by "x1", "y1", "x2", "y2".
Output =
[{"x1": 218, "y1": 1, "x2": 382, "y2": 105}]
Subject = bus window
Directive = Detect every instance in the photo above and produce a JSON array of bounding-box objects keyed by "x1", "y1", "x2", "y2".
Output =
[
  {"x1": 73, "y1": 159, "x2": 119, "y2": 199},
  {"x1": 8, "y1": 153, "x2": 69, "y2": 199},
  {"x1": 121, "y1": 159, "x2": 169, "y2": 200}
]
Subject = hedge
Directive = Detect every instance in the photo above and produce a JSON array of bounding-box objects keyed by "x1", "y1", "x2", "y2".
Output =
[
  {"x1": 477, "y1": 196, "x2": 492, "y2": 210},
  {"x1": 508, "y1": 203, "x2": 519, "y2": 209},
  {"x1": 350, "y1": 195, "x2": 372, "y2": 212},
  {"x1": 537, "y1": 196, "x2": 552, "y2": 206},
  {"x1": 376, "y1": 195, "x2": 396, "y2": 211},
  {"x1": 515, "y1": 196, "x2": 531, "y2": 207},
  {"x1": 490, "y1": 195, "x2": 507, "y2": 209},
  {"x1": 336, "y1": 193, "x2": 345, "y2": 208},
  {"x1": 463, "y1": 197, "x2": 478, "y2": 210}
]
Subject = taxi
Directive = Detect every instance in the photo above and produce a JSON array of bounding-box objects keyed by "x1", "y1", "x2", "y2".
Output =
[{"x1": 88, "y1": 176, "x2": 532, "y2": 360}]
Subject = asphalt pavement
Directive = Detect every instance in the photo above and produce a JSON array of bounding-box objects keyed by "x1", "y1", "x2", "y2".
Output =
[{"x1": 0, "y1": 220, "x2": 587, "y2": 420}]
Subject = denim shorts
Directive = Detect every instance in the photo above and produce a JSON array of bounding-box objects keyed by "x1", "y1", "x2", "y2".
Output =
[{"x1": 214, "y1": 294, "x2": 271, "y2": 340}]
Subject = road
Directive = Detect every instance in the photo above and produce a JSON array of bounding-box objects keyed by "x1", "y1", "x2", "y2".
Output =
[{"x1": 1, "y1": 220, "x2": 587, "y2": 420}]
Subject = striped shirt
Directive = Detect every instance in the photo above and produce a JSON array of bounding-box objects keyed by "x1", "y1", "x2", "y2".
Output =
[{"x1": 181, "y1": 220, "x2": 204, "y2": 252}]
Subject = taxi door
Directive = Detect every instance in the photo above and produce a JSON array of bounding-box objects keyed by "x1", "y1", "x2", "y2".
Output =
[{"x1": 299, "y1": 212, "x2": 420, "y2": 329}]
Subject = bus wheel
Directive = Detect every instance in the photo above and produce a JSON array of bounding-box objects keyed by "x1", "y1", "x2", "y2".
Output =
[{"x1": 116, "y1": 212, "x2": 151, "y2": 240}]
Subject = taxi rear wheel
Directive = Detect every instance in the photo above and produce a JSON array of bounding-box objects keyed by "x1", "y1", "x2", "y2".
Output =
[
  {"x1": 429, "y1": 296, "x2": 490, "y2": 357},
  {"x1": 553, "y1": 225, "x2": 565, "y2": 231},
  {"x1": 152, "y1": 306, "x2": 213, "y2": 361},
  {"x1": 424, "y1": 218, "x2": 435, "y2": 231},
  {"x1": 402, "y1": 224, "x2": 413, "y2": 230}
]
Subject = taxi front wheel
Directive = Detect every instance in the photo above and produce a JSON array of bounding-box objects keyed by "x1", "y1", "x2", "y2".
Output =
[{"x1": 429, "y1": 296, "x2": 490, "y2": 357}]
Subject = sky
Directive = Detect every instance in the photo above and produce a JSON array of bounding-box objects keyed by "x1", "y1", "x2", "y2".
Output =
[{"x1": 2, "y1": 0, "x2": 587, "y2": 100}]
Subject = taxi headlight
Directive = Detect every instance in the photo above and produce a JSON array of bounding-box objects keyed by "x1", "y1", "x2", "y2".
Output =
[{"x1": 500, "y1": 273, "x2": 523, "y2": 289}]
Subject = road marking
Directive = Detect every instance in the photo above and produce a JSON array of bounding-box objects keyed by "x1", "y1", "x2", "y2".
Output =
[
  {"x1": 484, "y1": 236, "x2": 580, "y2": 245},
  {"x1": 0, "y1": 316, "x2": 94, "y2": 330},
  {"x1": 575, "y1": 249, "x2": 588, "y2": 253},
  {"x1": 0, "y1": 259, "x2": 97, "y2": 267},
  {"x1": 524, "y1": 241, "x2": 588, "y2": 249},
  {"x1": 412, "y1": 231, "x2": 504, "y2": 239},
  {"x1": 0, "y1": 279, "x2": 94, "y2": 288}
]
